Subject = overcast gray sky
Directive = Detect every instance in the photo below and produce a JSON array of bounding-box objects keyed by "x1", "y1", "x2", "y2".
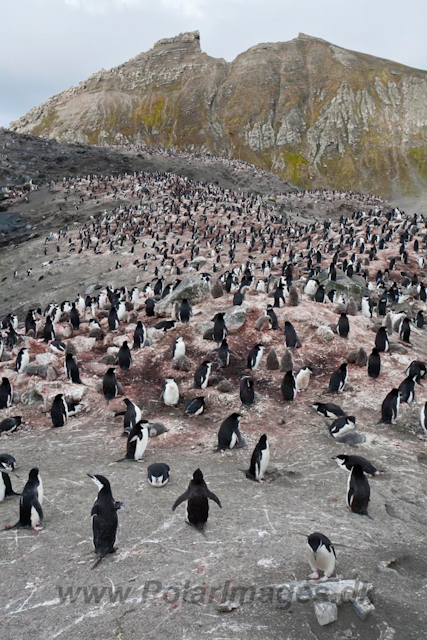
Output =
[{"x1": 1, "y1": 0, "x2": 426, "y2": 127}]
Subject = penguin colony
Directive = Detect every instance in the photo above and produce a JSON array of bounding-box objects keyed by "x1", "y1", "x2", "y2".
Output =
[{"x1": 0, "y1": 165, "x2": 427, "y2": 582}]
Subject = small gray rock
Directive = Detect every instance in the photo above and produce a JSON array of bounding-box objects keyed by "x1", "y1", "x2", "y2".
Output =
[
  {"x1": 224, "y1": 307, "x2": 246, "y2": 332},
  {"x1": 316, "y1": 326, "x2": 335, "y2": 343},
  {"x1": 314, "y1": 601, "x2": 338, "y2": 626},
  {"x1": 46, "y1": 365, "x2": 58, "y2": 381},
  {"x1": 352, "y1": 597, "x2": 375, "y2": 620}
]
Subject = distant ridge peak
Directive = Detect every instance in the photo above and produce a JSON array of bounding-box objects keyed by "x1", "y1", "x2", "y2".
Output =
[{"x1": 152, "y1": 31, "x2": 201, "y2": 50}]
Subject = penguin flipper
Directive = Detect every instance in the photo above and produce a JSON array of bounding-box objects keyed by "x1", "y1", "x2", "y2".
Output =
[
  {"x1": 172, "y1": 489, "x2": 190, "y2": 511},
  {"x1": 207, "y1": 490, "x2": 222, "y2": 508}
]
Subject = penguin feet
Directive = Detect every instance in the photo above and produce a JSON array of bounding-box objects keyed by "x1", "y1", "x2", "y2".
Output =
[
  {"x1": 308, "y1": 572, "x2": 319, "y2": 580},
  {"x1": 319, "y1": 575, "x2": 330, "y2": 582}
]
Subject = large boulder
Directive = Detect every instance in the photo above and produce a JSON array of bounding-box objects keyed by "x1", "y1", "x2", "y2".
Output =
[
  {"x1": 224, "y1": 307, "x2": 247, "y2": 332},
  {"x1": 318, "y1": 268, "x2": 367, "y2": 298},
  {"x1": 155, "y1": 277, "x2": 210, "y2": 316}
]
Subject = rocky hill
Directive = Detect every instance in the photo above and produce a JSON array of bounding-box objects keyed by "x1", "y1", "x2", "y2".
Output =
[{"x1": 9, "y1": 31, "x2": 427, "y2": 197}]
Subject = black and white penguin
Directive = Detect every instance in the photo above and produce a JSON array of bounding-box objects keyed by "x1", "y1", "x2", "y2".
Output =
[
  {"x1": 242, "y1": 434, "x2": 270, "y2": 481},
  {"x1": 361, "y1": 296, "x2": 374, "y2": 319},
  {"x1": 240, "y1": 376, "x2": 255, "y2": 407},
  {"x1": 281, "y1": 370, "x2": 296, "y2": 401},
  {"x1": 329, "y1": 416, "x2": 356, "y2": 438},
  {"x1": 148, "y1": 463, "x2": 170, "y2": 487},
  {"x1": 212, "y1": 313, "x2": 228, "y2": 344},
  {"x1": 327, "y1": 363, "x2": 348, "y2": 393},
  {"x1": 211, "y1": 338, "x2": 238, "y2": 368},
  {"x1": 65, "y1": 353, "x2": 83, "y2": 384},
  {"x1": 25, "y1": 309, "x2": 37, "y2": 335},
  {"x1": 420, "y1": 401, "x2": 427, "y2": 436},
  {"x1": 194, "y1": 361, "x2": 212, "y2": 389},
  {"x1": 43, "y1": 316, "x2": 55, "y2": 342},
  {"x1": 0, "y1": 377, "x2": 13, "y2": 410},
  {"x1": 284, "y1": 321, "x2": 299, "y2": 348},
  {"x1": 307, "y1": 532, "x2": 336, "y2": 580},
  {"x1": 172, "y1": 337, "x2": 186, "y2": 360},
  {"x1": 0, "y1": 453, "x2": 16, "y2": 472},
  {"x1": 375, "y1": 327, "x2": 389, "y2": 352},
  {"x1": 103, "y1": 368, "x2": 119, "y2": 404},
  {"x1": 50, "y1": 340, "x2": 66, "y2": 355},
  {"x1": 163, "y1": 378, "x2": 179, "y2": 406},
  {"x1": 368, "y1": 348, "x2": 381, "y2": 378},
  {"x1": 51, "y1": 393, "x2": 68, "y2": 428},
  {"x1": 172, "y1": 468, "x2": 221, "y2": 533},
  {"x1": 406, "y1": 360, "x2": 427, "y2": 384},
  {"x1": 145, "y1": 298, "x2": 156, "y2": 317},
  {"x1": 121, "y1": 398, "x2": 142, "y2": 436},
  {"x1": 266, "y1": 305, "x2": 280, "y2": 329},
  {"x1": 399, "y1": 317, "x2": 411, "y2": 343},
  {"x1": 108, "y1": 307, "x2": 120, "y2": 331},
  {"x1": 380, "y1": 388, "x2": 400, "y2": 424},
  {"x1": 120, "y1": 421, "x2": 149, "y2": 461},
  {"x1": 69, "y1": 303, "x2": 80, "y2": 330},
  {"x1": 346, "y1": 464, "x2": 371, "y2": 517},
  {"x1": 185, "y1": 397, "x2": 205, "y2": 416},
  {"x1": 295, "y1": 366, "x2": 312, "y2": 392},
  {"x1": 247, "y1": 344, "x2": 264, "y2": 370},
  {"x1": 314, "y1": 285, "x2": 326, "y2": 303},
  {"x1": 0, "y1": 470, "x2": 20, "y2": 501},
  {"x1": 5, "y1": 468, "x2": 43, "y2": 531},
  {"x1": 273, "y1": 283, "x2": 286, "y2": 307},
  {"x1": 133, "y1": 321, "x2": 146, "y2": 349},
  {"x1": 16, "y1": 347, "x2": 30, "y2": 374},
  {"x1": 311, "y1": 402, "x2": 345, "y2": 418},
  {"x1": 154, "y1": 320, "x2": 177, "y2": 332},
  {"x1": 177, "y1": 299, "x2": 192, "y2": 323},
  {"x1": 118, "y1": 341, "x2": 132, "y2": 372},
  {"x1": 217, "y1": 413, "x2": 244, "y2": 450},
  {"x1": 337, "y1": 313, "x2": 350, "y2": 338},
  {"x1": 0, "y1": 416, "x2": 22, "y2": 434},
  {"x1": 398, "y1": 376, "x2": 415, "y2": 403},
  {"x1": 88, "y1": 474, "x2": 123, "y2": 568},
  {"x1": 333, "y1": 454, "x2": 382, "y2": 476}
]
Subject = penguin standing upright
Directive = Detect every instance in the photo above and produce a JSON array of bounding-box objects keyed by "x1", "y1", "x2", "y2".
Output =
[
  {"x1": 337, "y1": 313, "x2": 350, "y2": 338},
  {"x1": 211, "y1": 338, "x2": 238, "y2": 368},
  {"x1": 368, "y1": 348, "x2": 381, "y2": 378},
  {"x1": 420, "y1": 401, "x2": 427, "y2": 436},
  {"x1": 284, "y1": 321, "x2": 299, "y2": 348},
  {"x1": 43, "y1": 316, "x2": 55, "y2": 342},
  {"x1": 172, "y1": 337, "x2": 186, "y2": 361},
  {"x1": 65, "y1": 353, "x2": 83, "y2": 384},
  {"x1": 242, "y1": 434, "x2": 270, "y2": 481},
  {"x1": 0, "y1": 471, "x2": 20, "y2": 502},
  {"x1": 172, "y1": 469, "x2": 221, "y2": 533},
  {"x1": 281, "y1": 370, "x2": 296, "y2": 401},
  {"x1": 4, "y1": 468, "x2": 43, "y2": 531},
  {"x1": 147, "y1": 463, "x2": 170, "y2": 487},
  {"x1": 212, "y1": 313, "x2": 227, "y2": 344},
  {"x1": 119, "y1": 421, "x2": 149, "y2": 461},
  {"x1": 380, "y1": 388, "x2": 400, "y2": 423},
  {"x1": 194, "y1": 361, "x2": 212, "y2": 389},
  {"x1": 398, "y1": 376, "x2": 415, "y2": 403},
  {"x1": 266, "y1": 305, "x2": 280, "y2": 329},
  {"x1": 178, "y1": 299, "x2": 192, "y2": 323},
  {"x1": 145, "y1": 298, "x2": 156, "y2": 317},
  {"x1": 133, "y1": 321, "x2": 146, "y2": 349},
  {"x1": 88, "y1": 474, "x2": 123, "y2": 568},
  {"x1": 103, "y1": 368, "x2": 119, "y2": 404},
  {"x1": 327, "y1": 363, "x2": 348, "y2": 393},
  {"x1": 0, "y1": 377, "x2": 13, "y2": 410},
  {"x1": 121, "y1": 398, "x2": 142, "y2": 436},
  {"x1": 118, "y1": 341, "x2": 132, "y2": 371},
  {"x1": 375, "y1": 327, "x2": 389, "y2": 352},
  {"x1": 108, "y1": 307, "x2": 120, "y2": 331},
  {"x1": 306, "y1": 532, "x2": 336, "y2": 580},
  {"x1": 16, "y1": 347, "x2": 30, "y2": 374},
  {"x1": 163, "y1": 378, "x2": 179, "y2": 406},
  {"x1": 50, "y1": 393, "x2": 68, "y2": 428},
  {"x1": 295, "y1": 367, "x2": 312, "y2": 392},
  {"x1": 399, "y1": 317, "x2": 411, "y2": 343},
  {"x1": 240, "y1": 376, "x2": 255, "y2": 407},
  {"x1": 346, "y1": 464, "x2": 371, "y2": 517},
  {"x1": 217, "y1": 413, "x2": 245, "y2": 450},
  {"x1": 247, "y1": 344, "x2": 264, "y2": 370},
  {"x1": 69, "y1": 303, "x2": 80, "y2": 330}
]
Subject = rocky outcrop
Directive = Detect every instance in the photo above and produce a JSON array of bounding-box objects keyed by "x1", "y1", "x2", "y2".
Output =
[{"x1": 9, "y1": 31, "x2": 427, "y2": 196}]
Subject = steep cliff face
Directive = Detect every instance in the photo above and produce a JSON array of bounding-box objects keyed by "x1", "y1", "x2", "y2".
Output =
[{"x1": 10, "y1": 31, "x2": 427, "y2": 197}]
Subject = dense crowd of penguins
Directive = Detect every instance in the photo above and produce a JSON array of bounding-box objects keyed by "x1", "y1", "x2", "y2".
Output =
[{"x1": 0, "y1": 166, "x2": 426, "y2": 577}]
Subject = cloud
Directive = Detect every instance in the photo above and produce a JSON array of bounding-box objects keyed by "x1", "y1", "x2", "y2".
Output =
[{"x1": 63, "y1": 0, "x2": 208, "y2": 17}]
